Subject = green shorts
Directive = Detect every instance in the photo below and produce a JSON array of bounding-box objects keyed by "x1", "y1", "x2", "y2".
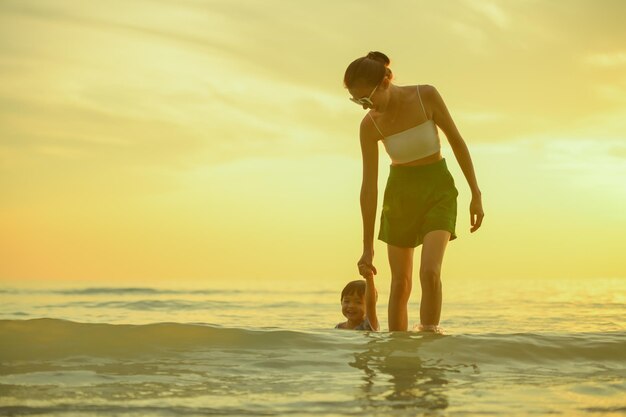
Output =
[{"x1": 378, "y1": 158, "x2": 458, "y2": 248}]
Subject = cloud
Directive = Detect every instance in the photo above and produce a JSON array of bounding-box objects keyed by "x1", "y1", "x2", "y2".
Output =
[
  {"x1": 0, "y1": 0, "x2": 236, "y2": 57},
  {"x1": 464, "y1": 0, "x2": 510, "y2": 29},
  {"x1": 585, "y1": 52, "x2": 626, "y2": 68},
  {"x1": 591, "y1": 82, "x2": 626, "y2": 104},
  {"x1": 3, "y1": 0, "x2": 626, "y2": 165},
  {"x1": 608, "y1": 144, "x2": 626, "y2": 159},
  {"x1": 0, "y1": 1, "x2": 360, "y2": 169},
  {"x1": 456, "y1": 111, "x2": 506, "y2": 124}
]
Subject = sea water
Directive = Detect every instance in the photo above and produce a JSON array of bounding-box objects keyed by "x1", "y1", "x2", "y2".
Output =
[{"x1": 1, "y1": 277, "x2": 625, "y2": 416}]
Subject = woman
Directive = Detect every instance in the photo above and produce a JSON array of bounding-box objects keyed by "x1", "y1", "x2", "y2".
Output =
[{"x1": 344, "y1": 51, "x2": 484, "y2": 332}]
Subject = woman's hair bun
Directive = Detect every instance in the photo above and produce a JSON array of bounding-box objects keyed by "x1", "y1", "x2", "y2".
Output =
[
  {"x1": 366, "y1": 51, "x2": 390, "y2": 67},
  {"x1": 343, "y1": 51, "x2": 392, "y2": 89}
]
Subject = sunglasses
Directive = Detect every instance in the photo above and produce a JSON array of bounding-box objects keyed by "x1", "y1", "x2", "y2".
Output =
[{"x1": 349, "y1": 83, "x2": 379, "y2": 107}]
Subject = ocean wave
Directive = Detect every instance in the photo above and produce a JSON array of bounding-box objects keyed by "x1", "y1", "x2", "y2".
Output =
[
  {"x1": 41, "y1": 299, "x2": 235, "y2": 311},
  {"x1": 35, "y1": 299, "x2": 321, "y2": 311},
  {"x1": 0, "y1": 405, "x2": 266, "y2": 416},
  {"x1": 0, "y1": 318, "x2": 346, "y2": 361},
  {"x1": 0, "y1": 287, "x2": 336, "y2": 296},
  {"x1": 1, "y1": 318, "x2": 624, "y2": 364},
  {"x1": 55, "y1": 287, "x2": 242, "y2": 296}
]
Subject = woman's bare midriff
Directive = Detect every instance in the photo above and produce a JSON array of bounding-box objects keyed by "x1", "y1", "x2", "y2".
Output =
[{"x1": 390, "y1": 151, "x2": 442, "y2": 167}]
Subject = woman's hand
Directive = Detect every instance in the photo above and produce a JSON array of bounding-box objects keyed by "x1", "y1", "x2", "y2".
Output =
[
  {"x1": 470, "y1": 195, "x2": 484, "y2": 233},
  {"x1": 357, "y1": 250, "x2": 377, "y2": 279}
]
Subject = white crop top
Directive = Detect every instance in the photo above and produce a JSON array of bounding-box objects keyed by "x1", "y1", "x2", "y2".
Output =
[{"x1": 368, "y1": 85, "x2": 441, "y2": 164}]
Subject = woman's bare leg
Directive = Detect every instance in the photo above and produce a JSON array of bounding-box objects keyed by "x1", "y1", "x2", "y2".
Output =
[
  {"x1": 387, "y1": 244, "x2": 414, "y2": 331},
  {"x1": 419, "y1": 230, "x2": 451, "y2": 326}
]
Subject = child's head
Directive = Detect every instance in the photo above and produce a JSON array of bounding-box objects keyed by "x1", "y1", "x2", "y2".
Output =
[{"x1": 340, "y1": 280, "x2": 367, "y2": 322}]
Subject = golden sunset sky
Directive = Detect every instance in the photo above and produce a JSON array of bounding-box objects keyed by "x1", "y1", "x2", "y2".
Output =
[{"x1": 1, "y1": 0, "x2": 625, "y2": 286}]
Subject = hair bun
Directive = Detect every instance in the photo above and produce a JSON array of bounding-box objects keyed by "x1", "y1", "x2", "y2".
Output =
[
  {"x1": 343, "y1": 51, "x2": 393, "y2": 89},
  {"x1": 366, "y1": 51, "x2": 390, "y2": 67}
]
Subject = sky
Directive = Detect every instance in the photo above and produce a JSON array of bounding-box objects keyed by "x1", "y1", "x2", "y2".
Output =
[{"x1": 1, "y1": 0, "x2": 625, "y2": 287}]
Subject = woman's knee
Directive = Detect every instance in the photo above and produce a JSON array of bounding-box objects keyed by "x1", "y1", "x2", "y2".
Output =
[
  {"x1": 419, "y1": 265, "x2": 442, "y2": 291},
  {"x1": 390, "y1": 274, "x2": 412, "y2": 298}
]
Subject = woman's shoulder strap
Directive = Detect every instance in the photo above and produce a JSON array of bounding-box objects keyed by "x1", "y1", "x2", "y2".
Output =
[
  {"x1": 367, "y1": 112, "x2": 385, "y2": 139},
  {"x1": 417, "y1": 85, "x2": 428, "y2": 120}
]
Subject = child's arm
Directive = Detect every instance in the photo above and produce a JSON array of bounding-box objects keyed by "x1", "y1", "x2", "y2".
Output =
[{"x1": 364, "y1": 275, "x2": 379, "y2": 331}]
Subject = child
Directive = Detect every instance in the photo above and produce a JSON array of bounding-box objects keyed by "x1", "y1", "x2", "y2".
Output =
[{"x1": 335, "y1": 275, "x2": 379, "y2": 331}]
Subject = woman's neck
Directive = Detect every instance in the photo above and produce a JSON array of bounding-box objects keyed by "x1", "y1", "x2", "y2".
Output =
[{"x1": 384, "y1": 84, "x2": 404, "y2": 120}]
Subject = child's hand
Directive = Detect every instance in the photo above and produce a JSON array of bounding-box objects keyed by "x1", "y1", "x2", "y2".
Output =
[
  {"x1": 362, "y1": 271, "x2": 375, "y2": 281},
  {"x1": 358, "y1": 264, "x2": 375, "y2": 279},
  {"x1": 357, "y1": 252, "x2": 376, "y2": 280},
  {"x1": 359, "y1": 266, "x2": 374, "y2": 280}
]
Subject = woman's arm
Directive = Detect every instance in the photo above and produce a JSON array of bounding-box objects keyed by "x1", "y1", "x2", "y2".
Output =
[
  {"x1": 358, "y1": 118, "x2": 379, "y2": 269},
  {"x1": 429, "y1": 85, "x2": 485, "y2": 232}
]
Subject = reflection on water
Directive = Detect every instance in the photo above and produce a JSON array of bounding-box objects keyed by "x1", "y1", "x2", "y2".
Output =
[{"x1": 349, "y1": 333, "x2": 470, "y2": 412}]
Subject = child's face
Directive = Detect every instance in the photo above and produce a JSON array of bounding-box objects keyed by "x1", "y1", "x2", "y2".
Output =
[{"x1": 341, "y1": 292, "x2": 365, "y2": 322}]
